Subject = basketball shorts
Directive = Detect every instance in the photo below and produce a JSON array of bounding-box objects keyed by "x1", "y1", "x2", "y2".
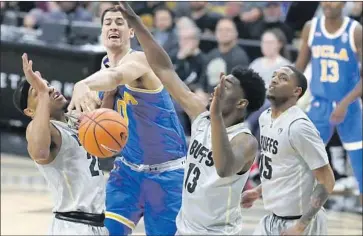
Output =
[
  {"x1": 253, "y1": 209, "x2": 327, "y2": 235},
  {"x1": 307, "y1": 97, "x2": 362, "y2": 146},
  {"x1": 105, "y1": 157, "x2": 185, "y2": 236},
  {"x1": 49, "y1": 217, "x2": 109, "y2": 235},
  {"x1": 307, "y1": 97, "x2": 363, "y2": 192}
]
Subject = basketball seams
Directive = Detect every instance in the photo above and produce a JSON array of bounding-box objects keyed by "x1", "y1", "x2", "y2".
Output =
[
  {"x1": 97, "y1": 119, "x2": 128, "y2": 131},
  {"x1": 81, "y1": 117, "x2": 95, "y2": 150},
  {"x1": 93, "y1": 123, "x2": 106, "y2": 157},
  {"x1": 78, "y1": 109, "x2": 110, "y2": 130},
  {"x1": 94, "y1": 125, "x2": 121, "y2": 153}
]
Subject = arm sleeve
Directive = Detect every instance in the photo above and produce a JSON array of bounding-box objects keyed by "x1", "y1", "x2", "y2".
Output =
[{"x1": 289, "y1": 118, "x2": 329, "y2": 170}]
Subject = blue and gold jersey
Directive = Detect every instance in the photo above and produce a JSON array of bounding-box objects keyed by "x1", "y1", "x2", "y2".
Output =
[
  {"x1": 99, "y1": 55, "x2": 187, "y2": 165},
  {"x1": 308, "y1": 16, "x2": 360, "y2": 101}
]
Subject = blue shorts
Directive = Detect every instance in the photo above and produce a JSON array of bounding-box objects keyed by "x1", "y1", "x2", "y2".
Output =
[
  {"x1": 307, "y1": 97, "x2": 362, "y2": 148},
  {"x1": 105, "y1": 158, "x2": 184, "y2": 236}
]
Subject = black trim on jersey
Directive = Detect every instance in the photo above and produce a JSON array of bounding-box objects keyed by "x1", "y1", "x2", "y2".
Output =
[{"x1": 55, "y1": 211, "x2": 105, "y2": 227}]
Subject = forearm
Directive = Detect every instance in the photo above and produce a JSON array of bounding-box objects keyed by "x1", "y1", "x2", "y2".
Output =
[
  {"x1": 297, "y1": 183, "x2": 330, "y2": 228},
  {"x1": 127, "y1": 16, "x2": 174, "y2": 72},
  {"x1": 28, "y1": 93, "x2": 52, "y2": 159},
  {"x1": 254, "y1": 184, "x2": 262, "y2": 195},
  {"x1": 210, "y1": 114, "x2": 238, "y2": 177},
  {"x1": 80, "y1": 69, "x2": 120, "y2": 91},
  {"x1": 340, "y1": 78, "x2": 362, "y2": 106}
]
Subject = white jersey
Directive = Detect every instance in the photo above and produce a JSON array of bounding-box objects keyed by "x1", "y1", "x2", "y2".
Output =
[
  {"x1": 176, "y1": 111, "x2": 252, "y2": 235},
  {"x1": 35, "y1": 120, "x2": 106, "y2": 214},
  {"x1": 259, "y1": 106, "x2": 329, "y2": 217}
]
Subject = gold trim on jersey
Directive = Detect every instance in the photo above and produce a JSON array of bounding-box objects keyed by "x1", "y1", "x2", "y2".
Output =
[
  {"x1": 125, "y1": 84, "x2": 164, "y2": 94},
  {"x1": 105, "y1": 211, "x2": 136, "y2": 229}
]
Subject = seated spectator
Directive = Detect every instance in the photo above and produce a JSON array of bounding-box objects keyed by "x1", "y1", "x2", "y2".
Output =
[
  {"x1": 170, "y1": 21, "x2": 207, "y2": 135},
  {"x1": 261, "y1": 2, "x2": 295, "y2": 43},
  {"x1": 152, "y1": 6, "x2": 178, "y2": 53},
  {"x1": 247, "y1": 28, "x2": 291, "y2": 140},
  {"x1": 204, "y1": 18, "x2": 250, "y2": 93},
  {"x1": 189, "y1": 1, "x2": 222, "y2": 35},
  {"x1": 23, "y1": 2, "x2": 92, "y2": 29},
  {"x1": 249, "y1": 28, "x2": 291, "y2": 88},
  {"x1": 224, "y1": 2, "x2": 265, "y2": 39},
  {"x1": 131, "y1": 1, "x2": 165, "y2": 29}
]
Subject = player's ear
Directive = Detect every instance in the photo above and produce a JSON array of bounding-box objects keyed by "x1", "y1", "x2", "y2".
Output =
[
  {"x1": 23, "y1": 108, "x2": 34, "y2": 118},
  {"x1": 294, "y1": 87, "x2": 303, "y2": 98},
  {"x1": 129, "y1": 28, "x2": 135, "y2": 39},
  {"x1": 236, "y1": 99, "x2": 248, "y2": 110}
]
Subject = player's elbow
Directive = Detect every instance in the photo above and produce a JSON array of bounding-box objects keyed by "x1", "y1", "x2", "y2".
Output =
[
  {"x1": 315, "y1": 164, "x2": 335, "y2": 194},
  {"x1": 28, "y1": 145, "x2": 50, "y2": 162}
]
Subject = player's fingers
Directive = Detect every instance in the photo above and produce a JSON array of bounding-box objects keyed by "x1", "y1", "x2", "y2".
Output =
[
  {"x1": 75, "y1": 102, "x2": 82, "y2": 113},
  {"x1": 34, "y1": 71, "x2": 42, "y2": 78},
  {"x1": 67, "y1": 100, "x2": 75, "y2": 112}
]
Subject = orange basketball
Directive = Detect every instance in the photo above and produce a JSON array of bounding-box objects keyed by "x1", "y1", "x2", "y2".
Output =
[{"x1": 78, "y1": 108, "x2": 128, "y2": 158}]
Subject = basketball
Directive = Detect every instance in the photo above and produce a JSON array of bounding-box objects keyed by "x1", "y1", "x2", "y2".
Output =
[{"x1": 78, "y1": 108, "x2": 128, "y2": 158}]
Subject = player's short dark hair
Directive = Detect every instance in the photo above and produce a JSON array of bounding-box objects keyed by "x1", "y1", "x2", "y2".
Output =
[
  {"x1": 101, "y1": 5, "x2": 120, "y2": 25},
  {"x1": 13, "y1": 79, "x2": 31, "y2": 114},
  {"x1": 285, "y1": 65, "x2": 307, "y2": 99},
  {"x1": 231, "y1": 66, "x2": 266, "y2": 114}
]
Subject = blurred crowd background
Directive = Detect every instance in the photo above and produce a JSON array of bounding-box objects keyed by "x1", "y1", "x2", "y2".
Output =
[{"x1": 1, "y1": 1, "x2": 362, "y2": 214}]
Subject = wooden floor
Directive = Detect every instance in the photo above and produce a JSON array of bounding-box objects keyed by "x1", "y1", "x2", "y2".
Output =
[{"x1": 1, "y1": 153, "x2": 362, "y2": 235}]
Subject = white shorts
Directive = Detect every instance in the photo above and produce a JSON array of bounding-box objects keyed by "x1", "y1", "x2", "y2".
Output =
[
  {"x1": 253, "y1": 209, "x2": 327, "y2": 235},
  {"x1": 49, "y1": 217, "x2": 109, "y2": 235}
]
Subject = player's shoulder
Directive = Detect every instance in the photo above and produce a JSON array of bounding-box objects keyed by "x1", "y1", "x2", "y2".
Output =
[
  {"x1": 259, "y1": 108, "x2": 272, "y2": 124},
  {"x1": 191, "y1": 111, "x2": 210, "y2": 135}
]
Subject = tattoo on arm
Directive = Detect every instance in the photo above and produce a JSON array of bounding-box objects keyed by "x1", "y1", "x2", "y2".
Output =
[{"x1": 299, "y1": 183, "x2": 329, "y2": 226}]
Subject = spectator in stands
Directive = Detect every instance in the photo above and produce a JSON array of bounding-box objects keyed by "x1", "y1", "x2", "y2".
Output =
[
  {"x1": 170, "y1": 20, "x2": 207, "y2": 135},
  {"x1": 46, "y1": 2, "x2": 93, "y2": 22},
  {"x1": 91, "y1": 2, "x2": 115, "y2": 23},
  {"x1": 23, "y1": 2, "x2": 92, "y2": 29},
  {"x1": 250, "y1": 28, "x2": 291, "y2": 88},
  {"x1": 152, "y1": 6, "x2": 178, "y2": 54},
  {"x1": 204, "y1": 18, "x2": 250, "y2": 93},
  {"x1": 131, "y1": 1, "x2": 165, "y2": 29},
  {"x1": 189, "y1": 1, "x2": 222, "y2": 35},
  {"x1": 247, "y1": 28, "x2": 291, "y2": 142},
  {"x1": 224, "y1": 2, "x2": 266, "y2": 40}
]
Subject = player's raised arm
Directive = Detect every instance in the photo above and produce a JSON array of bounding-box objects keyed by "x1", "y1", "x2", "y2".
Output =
[
  {"x1": 209, "y1": 75, "x2": 258, "y2": 177},
  {"x1": 21, "y1": 54, "x2": 60, "y2": 164},
  {"x1": 295, "y1": 21, "x2": 312, "y2": 72},
  {"x1": 117, "y1": 2, "x2": 207, "y2": 121}
]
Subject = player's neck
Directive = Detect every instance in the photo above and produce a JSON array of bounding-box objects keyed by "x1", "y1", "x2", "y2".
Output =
[
  {"x1": 270, "y1": 100, "x2": 296, "y2": 119},
  {"x1": 107, "y1": 46, "x2": 131, "y2": 67},
  {"x1": 51, "y1": 112, "x2": 66, "y2": 123},
  {"x1": 324, "y1": 16, "x2": 344, "y2": 33},
  {"x1": 223, "y1": 112, "x2": 244, "y2": 127}
]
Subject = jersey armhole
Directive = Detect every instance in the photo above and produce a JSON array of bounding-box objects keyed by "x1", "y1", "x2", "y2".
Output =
[
  {"x1": 36, "y1": 123, "x2": 63, "y2": 166},
  {"x1": 308, "y1": 18, "x2": 318, "y2": 47},
  {"x1": 349, "y1": 20, "x2": 359, "y2": 53}
]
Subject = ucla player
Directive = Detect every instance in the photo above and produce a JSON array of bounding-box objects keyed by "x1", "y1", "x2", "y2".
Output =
[
  {"x1": 295, "y1": 2, "x2": 362, "y2": 199},
  {"x1": 68, "y1": 6, "x2": 187, "y2": 236},
  {"x1": 116, "y1": 3, "x2": 267, "y2": 234},
  {"x1": 14, "y1": 54, "x2": 107, "y2": 235},
  {"x1": 241, "y1": 66, "x2": 335, "y2": 235}
]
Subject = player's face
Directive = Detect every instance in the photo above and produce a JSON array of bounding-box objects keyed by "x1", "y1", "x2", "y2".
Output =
[
  {"x1": 266, "y1": 67, "x2": 300, "y2": 103},
  {"x1": 101, "y1": 11, "x2": 134, "y2": 50},
  {"x1": 24, "y1": 81, "x2": 68, "y2": 118},
  {"x1": 208, "y1": 74, "x2": 247, "y2": 115},
  {"x1": 321, "y1": 2, "x2": 345, "y2": 19}
]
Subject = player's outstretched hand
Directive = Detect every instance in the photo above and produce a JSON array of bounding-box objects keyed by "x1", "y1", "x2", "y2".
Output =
[
  {"x1": 22, "y1": 53, "x2": 49, "y2": 94},
  {"x1": 240, "y1": 188, "x2": 260, "y2": 208},
  {"x1": 117, "y1": 2, "x2": 138, "y2": 19},
  {"x1": 67, "y1": 82, "x2": 101, "y2": 113},
  {"x1": 210, "y1": 73, "x2": 226, "y2": 116}
]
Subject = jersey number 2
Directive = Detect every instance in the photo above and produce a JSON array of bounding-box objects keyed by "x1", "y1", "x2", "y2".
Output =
[
  {"x1": 184, "y1": 163, "x2": 201, "y2": 193},
  {"x1": 320, "y1": 59, "x2": 339, "y2": 83},
  {"x1": 259, "y1": 154, "x2": 272, "y2": 180}
]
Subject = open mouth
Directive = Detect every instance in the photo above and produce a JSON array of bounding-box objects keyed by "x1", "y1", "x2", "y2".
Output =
[
  {"x1": 108, "y1": 34, "x2": 120, "y2": 39},
  {"x1": 52, "y1": 91, "x2": 62, "y2": 100}
]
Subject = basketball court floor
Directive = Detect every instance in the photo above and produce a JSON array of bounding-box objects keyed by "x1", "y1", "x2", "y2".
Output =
[{"x1": 1, "y1": 153, "x2": 362, "y2": 235}]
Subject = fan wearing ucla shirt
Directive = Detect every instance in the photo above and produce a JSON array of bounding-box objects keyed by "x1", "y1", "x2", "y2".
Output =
[
  {"x1": 296, "y1": 1, "x2": 362, "y2": 202},
  {"x1": 67, "y1": 6, "x2": 187, "y2": 236}
]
